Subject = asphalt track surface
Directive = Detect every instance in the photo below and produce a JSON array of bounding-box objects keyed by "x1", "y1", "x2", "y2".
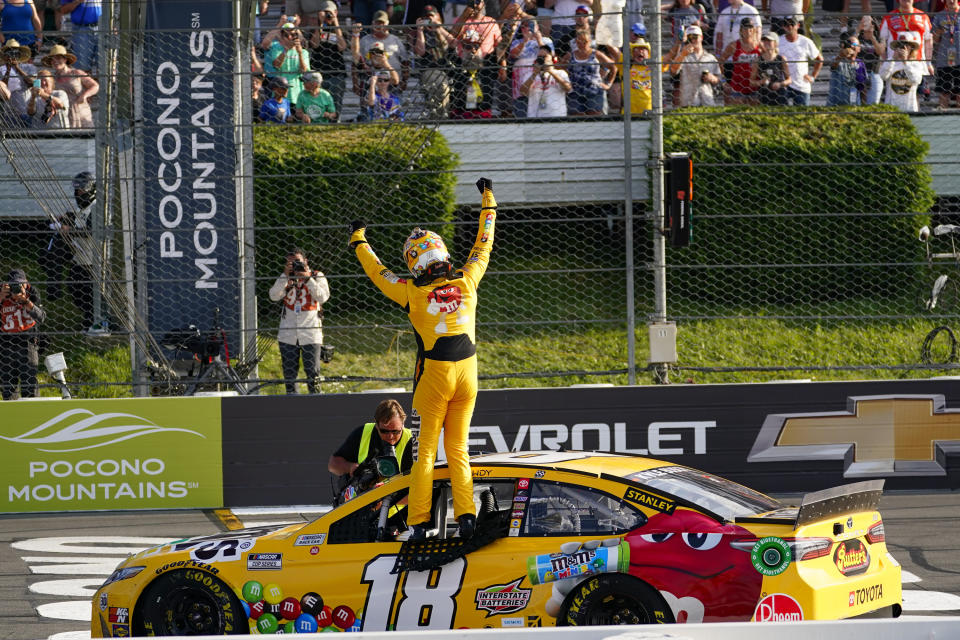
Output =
[{"x1": 1, "y1": 492, "x2": 958, "y2": 640}]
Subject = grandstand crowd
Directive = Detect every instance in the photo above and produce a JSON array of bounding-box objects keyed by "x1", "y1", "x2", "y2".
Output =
[{"x1": 2, "y1": 0, "x2": 959, "y2": 128}]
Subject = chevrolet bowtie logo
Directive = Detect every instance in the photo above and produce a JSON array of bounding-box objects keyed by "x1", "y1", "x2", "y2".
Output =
[{"x1": 748, "y1": 395, "x2": 960, "y2": 477}]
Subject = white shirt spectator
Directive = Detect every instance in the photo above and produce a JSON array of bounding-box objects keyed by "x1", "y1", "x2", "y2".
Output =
[
  {"x1": 0, "y1": 62, "x2": 38, "y2": 117},
  {"x1": 714, "y1": 3, "x2": 761, "y2": 52},
  {"x1": 554, "y1": 0, "x2": 584, "y2": 27},
  {"x1": 30, "y1": 89, "x2": 70, "y2": 129},
  {"x1": 879, "y1": 58, "x2": 925, "y2": 111},
  {"x1": 526, "y1": 69, "x2": 570, "y2": 116},
  {"x1": 768, "y1": 0, "x2": 803, "y2": 20},
  {"x1": 678, "y1": 50, "x2": 722, "y2": 105},
  {"x1": 778, "y1": 33, "x2": 820, "y2": 93},
  {"x1": 268, "y1": 273, "x2": 331, "y2": 345},
  {"x1": 359, "y1": 33, "x2": 410, "y2": 65}
]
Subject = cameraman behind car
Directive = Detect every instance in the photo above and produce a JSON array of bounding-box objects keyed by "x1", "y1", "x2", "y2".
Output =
[
  {"x1": 0, "y1": 269, "x2": 47, "y2": 400},
  {"x1": 268, "y1": 248, "x2": 331, "y2": 394},
  {"x1": 328, "y1": 398, "x2": 415, "y2": 500}
]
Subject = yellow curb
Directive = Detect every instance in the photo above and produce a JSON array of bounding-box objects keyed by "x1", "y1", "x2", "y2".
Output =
[{"x1": 213, "y1": 508, "x2": 245, "y2": 531}]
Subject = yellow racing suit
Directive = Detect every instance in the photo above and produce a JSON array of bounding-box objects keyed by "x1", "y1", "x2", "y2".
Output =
[{"x1": 350, "y1": 187, "x2": 497, "y2": 526}]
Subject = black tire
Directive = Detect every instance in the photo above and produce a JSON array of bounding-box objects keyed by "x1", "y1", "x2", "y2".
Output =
[
  {"x1": 558, "y1": 574, "x2": 675, "y2": 626},
  {"x1": 134, "y1": 569, "x2": 247, "y2": 636}
]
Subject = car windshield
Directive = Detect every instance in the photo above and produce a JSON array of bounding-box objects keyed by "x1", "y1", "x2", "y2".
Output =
[{"x1": 627, "y1": 466, "x2": 781, "y2": 521}]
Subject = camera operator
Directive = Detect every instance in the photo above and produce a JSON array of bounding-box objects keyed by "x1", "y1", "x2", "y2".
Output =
[
  {"x1": 0, "y1": 269, "x2": 47, "y2": 400},
  {"x1": 268, "y1": 248, "x2": 331, "y2": 394},
  {"x1": 328, "y1": 398, "x2": 415, "y2": 498}
]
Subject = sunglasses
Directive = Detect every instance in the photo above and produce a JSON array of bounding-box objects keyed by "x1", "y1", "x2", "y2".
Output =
[
  {"x1": 463, "y1": 43, "x2": 480, "y2": 50},
  {"x1": 370, "y1": 49, "x2": 384, "y2": 54},
  {"x1": 377, "y1": 427, "x2": 403, "y2": 436}
]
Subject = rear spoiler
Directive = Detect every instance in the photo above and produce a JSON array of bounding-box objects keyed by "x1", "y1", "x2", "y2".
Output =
[{"x1": 795, "y1": 479, "x2": 885, "y2": 528}]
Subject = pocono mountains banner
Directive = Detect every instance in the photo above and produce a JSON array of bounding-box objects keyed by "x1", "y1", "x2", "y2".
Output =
[
  {"x1": 142, "y1": 0, "x2": 240, "y2": 344},
  {"x1": 0, "y1": 398, "x2": 223, "y2": 512}
]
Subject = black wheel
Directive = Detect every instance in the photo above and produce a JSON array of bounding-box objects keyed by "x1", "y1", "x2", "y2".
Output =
[
  {"x1": 559, "y1": 574, "x2": 675, "y2": 626},
  {"x1": 134, "y1": 569, "x2": 247, "y2": 636}
]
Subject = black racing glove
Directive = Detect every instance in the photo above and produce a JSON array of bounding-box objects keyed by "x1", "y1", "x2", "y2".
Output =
[
  {"x1": 350, "y1": 219, "x2": 366, "y2": 232},
  {"x1": 348, "y1": 220, "x2": 367, "y2": 248},
  {"x1": 475, "y1": 177, "x2": 492, "y2": 193}
]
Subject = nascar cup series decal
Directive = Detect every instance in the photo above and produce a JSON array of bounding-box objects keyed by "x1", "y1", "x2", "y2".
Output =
[{"x1": 750, "y1": 537, "x2": 792, "y2": 576}]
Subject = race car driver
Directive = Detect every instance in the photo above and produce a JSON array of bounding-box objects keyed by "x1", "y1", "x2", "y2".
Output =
[{"x1": 349, "y1": 177, "x2": 497, "y2": 540}]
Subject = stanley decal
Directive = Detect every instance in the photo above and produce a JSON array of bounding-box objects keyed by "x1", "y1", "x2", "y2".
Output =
[
  {"x1": 748, "y1": 395, "x2": 960, "y2": 477},
  {"x1": 623, "y1": 487, "x2": 676, "y2": 514}
]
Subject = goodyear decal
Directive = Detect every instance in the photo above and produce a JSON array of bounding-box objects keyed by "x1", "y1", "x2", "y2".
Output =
[
  {"x1": 155, "y1": 559, "x2": 220, "y2": 575},
  {"x1": 623, "y1": 487, "x2": 676, "y2": 514}
]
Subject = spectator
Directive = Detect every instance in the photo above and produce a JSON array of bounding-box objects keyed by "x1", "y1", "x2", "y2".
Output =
[
  {"x1": 762, "y1": 0, "x2": 806, "y2": 34},
  {"x1": 268, "y1": 248, "x2": 331, "y2": 395},
  {"x1": 668, "y1": 0, "x2": 705, "y2": 46},
  {"x1": 667, "y1": 24, "x2": 722, "y2": 106},
  {"x1": 0, "y1": 38, "x2": 35, "y2": 126},
  {"x1": 0, "y1": 0, "x2": 42, "y2": 56},
  {"x1": 595, "y1": 0, "x2": 626, "y2": 50},
  {"x1": 309, "y1": 1, "x2": 347, "y2": 117},
  {"x1": 858, "y1": 15, "x2": 885, "y2": 103},
  {"x1": 720, "y1": 17, "x2": 761, "y2": 103},
  {"x1": 259, "y1": 75, "x2": 294, "y2": 122},
  {"x1": 510, "y1": 18, "x2": 551, "y2": 117},
  {"x1": 327, "y1": 398, "x2": 416, "y2": 498},
  {"x1": 353, "y1": 0, "x2": 386, "y2": 28},
  {"x1": 26, "y1": 67, "x2": 68, "y2": 127},
  {"x1": 254, "y1": 0, "x2": 269, "y2": 45},
  {"x1": 880, "y1": 0, "x2": 933, "y2": 76},
  {"x1": 444, "y1": 28, "x2": 496, "y2": 118},
  {"x1": 714, "y1": 0, "x2": 761, "y2": 55},
  {"x1": 450, "y1": 0, "x2": 505, "y2": 105},
  {"x1": 880, "y1": 29, "x2": 926, "y2": 110},
  {"x1": 521, "y1": 41, "x2": 571, "y2": 115},
  {"x1": 361, "y1": 68, "x2": 405, "y2": 118},
  {"x1": 58, "y1": 0, "x2": 99, "y2": 72},
  {"x1": 623, "y1": 38, "x2": 654, "y2": 111},
  {"x1": 752, "y1": 31, "x2": 790, "y2": 104},
  {"x1": 354, "y1": 10, "x2": 411, "y2": 90},
  {"x1": 932, "y1": 0, "x2": 960, "y2": 108},
  {"x1": 777, "y1": 15, "x2": 822, "y2": 104},
  {"x1": 0, "y1": 269, "x2": 46, "y2": 400},
  {"x1": 629, "y1": 20, "x2": 646, "y2": 44},
  {"x1": 827, "y1": 32, "x2": 867, "y2": 104},
  {"x1": 561, "y1": 26, "x2": 615, "y2": 114},
  {"x1": 550, "y1": 0, "x2": 588, "y2": 57},
  {"x1": 251, "y1": 43, "x2": 264, "y2": 75},
  {"x1": 265, "y1": 21, "x2": 311, "y2": 104},
  {"x1": 414, "y1": 4, "x2": 455, "y2": 118},
  {"x1": 251, "y1": 73, "x2": 268, "y2": 121},
  {"x1": 714, "y1": 0, "x2": 755, "y2": 12},
  {"x1": 351, "y1": 40, "x2": 401, "y2": 100},
  {"x1": 296, "y1": 71, "x2": 337, "y2": 121},
  {"x1": 47, "y1": 171, "x2": 99, "y2": 332},
  {"x1": 348, "y1": 177, "x2": 499, "y2": 541},
  {"x1": 286, "y1": 0, "x2": 326, "y2": 33},
  {"x1": 42, "y1": 43, "x2": 97, "y2": 127}
]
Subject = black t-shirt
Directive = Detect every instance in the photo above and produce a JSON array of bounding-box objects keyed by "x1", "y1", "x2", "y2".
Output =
[
  {"x1": 311, "y1": 29, "x2": 347, "y2": 77},
  {"x1": 333, "y1": 424, "x2": 415, "y2": 472}
]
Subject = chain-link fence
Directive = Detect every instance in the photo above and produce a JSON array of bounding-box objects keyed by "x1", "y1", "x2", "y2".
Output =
[{"x1": 0, "y1": 0, "x2": 958, "y2": 399}]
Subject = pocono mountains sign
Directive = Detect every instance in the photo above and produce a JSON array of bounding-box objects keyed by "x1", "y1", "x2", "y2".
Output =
[
  {"x1": 142, "y1": 0, "x2": 240, "y2": 344},
  {"x1": 0, "y1": 398, "x2": 223, "y2": 512}
]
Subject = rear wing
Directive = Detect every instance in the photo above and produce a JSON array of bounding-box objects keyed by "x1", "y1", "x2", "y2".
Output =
[{"x1": 795, "y1": 479, "x2": 885, "y2": 528}]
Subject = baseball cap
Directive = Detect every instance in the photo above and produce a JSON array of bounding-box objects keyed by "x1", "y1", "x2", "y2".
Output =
[
  {"x1": 319, "y1": 0, "x2": 337, "y2": 12},
  {"x1": 422, "y1": 3, "x2": 439, "y2": 15},
  {"x1": 462, "y1": 28, "x2": 482, "y2": 43},
  {"x1": 302, "y1": 71, "x2": 323, "y2": 84},
  {"x1": 539, "y1": 37, "x2": 555, "y2": 54},
  {"x1": 372, "y1": 10, "x2": 390, "y2": 23},
  {"x1": 271, "y1": 76, "x2": 289, "y2": 89},
  {"x1": 782, "y1": 15, "x2": 798, "y2": 24},
  {"x1": 575, "y1": 4, "x2": 590, "y2": 13},
  {"x1": 761, "y1": 31, "x2": 777, "y2": 41},
  {"x1": 739, "y1": 16, "x2": 756, "y2": 27},
  {"x1": 6, "y1": 269, "x2": 27, "y2": 284},
  {"x1": 631, "y1": 22, "x2": 647, "y2": 36},
  {"x1": 685, "y1": 24, "x2": 702, "y2": 36},
  {"x1": 369, "y1": 41, "x2": 386, "y2": 51},
  {"x1": 895, "y1": 30, "x2": 920, "y2": 47},
  {"x1": 631, "y1": 38, "x2": 651, "y2": 51}
]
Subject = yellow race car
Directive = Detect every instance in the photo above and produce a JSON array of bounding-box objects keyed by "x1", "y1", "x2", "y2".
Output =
[{"x1": 91, "y1": 451, "x2": 901, "y2": 636}]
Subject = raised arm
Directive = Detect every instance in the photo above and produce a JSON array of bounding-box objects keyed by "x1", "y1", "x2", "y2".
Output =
[
  {"x1": 349, "y1": 220, "x2": 409, "y2": 307},
  {"x1": 460, "y1": 177, "x2": 497, "y2": 287}
]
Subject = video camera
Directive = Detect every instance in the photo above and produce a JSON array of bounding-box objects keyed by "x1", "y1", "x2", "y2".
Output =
[
  {"x1": 335, "y1": 446, "x2": 400, "y2": 505},
  {"x1": 8, "y1": 282, "x2": 22, "y2": 295},
  {"x1": 161, "y1": 325, "x2": 224, "y2": 361}
]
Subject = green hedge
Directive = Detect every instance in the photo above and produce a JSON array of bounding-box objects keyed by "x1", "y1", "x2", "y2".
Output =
[
  {"x1": 252, "y1": 124, "x2": 459, "y2": 321},
  {"x1": 662, "y1": 106, "x2": 934, "y2": 304}
]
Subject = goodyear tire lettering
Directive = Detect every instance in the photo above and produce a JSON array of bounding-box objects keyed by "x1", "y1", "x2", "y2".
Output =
[
  {"x1": 559, "y1": 574, "x2": 675, "y2": 627},
  {"x1": 134, "y1": 569, "x2": 245, "y2": 636}
]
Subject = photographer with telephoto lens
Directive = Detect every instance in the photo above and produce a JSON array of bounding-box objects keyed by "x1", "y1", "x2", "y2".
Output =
[
  {"x1": 0, "y1": 269, "x2": 47, "y2": 400},
  {"x1": 268, "y1": 248, "x2": 331, "y2": 394}
]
